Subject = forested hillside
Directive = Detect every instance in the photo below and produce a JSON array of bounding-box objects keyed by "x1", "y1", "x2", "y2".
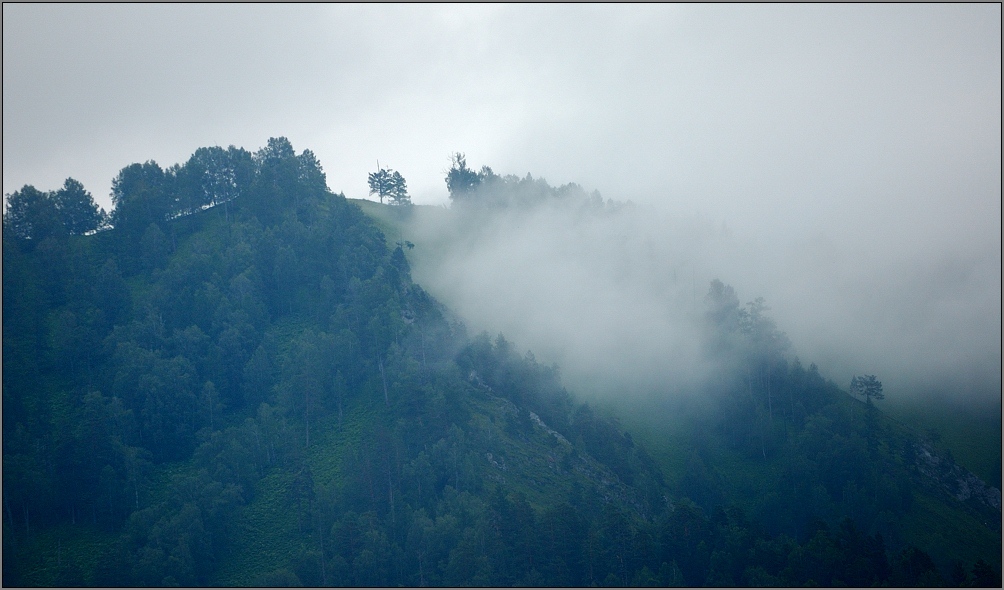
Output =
[{"x1": 3, "y1": 140, "x2": 1000, "y2": 586}]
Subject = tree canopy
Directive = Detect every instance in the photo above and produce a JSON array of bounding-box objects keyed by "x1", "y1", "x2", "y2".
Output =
[
  {"x1": 850, "y1": 374, "x2": 884, "y2": 404},
  {"x1": 368, "y1": 166, "x2": 411, "y2": 206},
  {"x1": 443, "y1": 152, "x2": 597, "y2": 210},
  {"x1": 4, "y1": 179, "x2": 105, "y2": 243},
  {"x1": 445, "y1": 152, "x2": 482, "y2": 200}
]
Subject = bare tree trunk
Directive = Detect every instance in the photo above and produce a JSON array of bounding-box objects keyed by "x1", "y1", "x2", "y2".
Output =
[
  {"x1": 316, "y1": 508, "x2": 327, "y2": 585},
  {"x1": 305, "y1": 388, "x2": 310, "y2": 449},
  {"x1": 379, "y1": 358, "x2": 389, "y2": 406},
  {"x1": 387, "y1": 470, "x2": 396, "y2": 529},
  {"x1": 766, "y1": 363, "x2": 773, "y2": 423},
  {"x1": 366, "y1": 456, "x2": 376, "y2": 503},
  {"x1": 761, "y1": 423, "x2": 767, "y2": 460},
  {"x1": 420, "y1": 327, "x2": 427, "y2": 370},
  {"x1": 252, "y1": 425, "x2": 262, "y2": 472},
  {"x1": 5, "y1": 496, "x2": 15, "y2": 552},
  {"x1": 748, "y1": 365, "x2": 767, "y2": 459}
]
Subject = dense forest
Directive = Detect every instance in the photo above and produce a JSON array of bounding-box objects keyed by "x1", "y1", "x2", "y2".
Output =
[{"x1": 3, "y1": 139, "x2": 1000, "y2": 586}]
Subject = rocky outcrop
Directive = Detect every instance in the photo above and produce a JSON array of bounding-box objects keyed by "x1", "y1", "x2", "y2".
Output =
[
  {"x1": 529, "y1": 411, "x2": 571, "y2": 447},
  {"x1": 912, "y1": 441, "x2": 1001, "y2": 513}
]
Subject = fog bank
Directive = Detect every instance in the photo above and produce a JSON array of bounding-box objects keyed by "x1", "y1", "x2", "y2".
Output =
[{"x1": 398, "y1": 192, "x2": 1000, "y2": 409}]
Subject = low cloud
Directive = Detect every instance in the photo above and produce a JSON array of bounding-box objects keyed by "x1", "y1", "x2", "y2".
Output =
[{"x1": 397, "y1": 184, "x2": 1000, "y2": 410}]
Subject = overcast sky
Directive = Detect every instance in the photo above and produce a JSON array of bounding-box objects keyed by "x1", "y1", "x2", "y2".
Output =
[{"x1": 4, "y1": 4, "x2": 1001, "y2": 404}]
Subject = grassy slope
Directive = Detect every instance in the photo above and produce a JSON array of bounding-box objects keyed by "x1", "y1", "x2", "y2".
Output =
[
  {"x1": 883, "y1": 396, "x2": 1002, "y2": 488},
  {"x1": 902, "y1": 491, "x2": 1001, "y2": 573},
  {"x1": 210, "y1": 470, "x2": 303, "y2": 585},
  {"x1": 347, "y1": 199, "x2": 453, "y2": 286}
]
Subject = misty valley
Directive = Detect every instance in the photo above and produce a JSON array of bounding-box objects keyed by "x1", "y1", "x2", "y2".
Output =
[{"x1": 3, "y1": 139, "x2": 1001, "y2": 587}]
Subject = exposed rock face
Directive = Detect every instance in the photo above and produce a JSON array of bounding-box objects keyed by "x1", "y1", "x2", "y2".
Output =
[
  {"x1": 912, "y1": 442, "x2": 1002, "y2": 514},
  {"x1": 529, "y1": 411, "x2": 571, "y2": 447}
]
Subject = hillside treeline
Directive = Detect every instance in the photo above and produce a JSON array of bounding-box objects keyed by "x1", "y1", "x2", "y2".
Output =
[{"x1": 3, "y1": 140, "x2": 999, "y2": 586}]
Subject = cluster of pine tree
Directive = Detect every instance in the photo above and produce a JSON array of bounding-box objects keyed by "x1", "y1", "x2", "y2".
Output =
[
  {"x1": 3, "y1": 137, "x2": 408, "y2": 584},
  {"x1": 444, "y1": 152, "x2": 608, "y2": 211}
]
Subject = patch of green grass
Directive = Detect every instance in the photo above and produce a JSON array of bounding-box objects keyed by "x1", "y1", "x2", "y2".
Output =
[
  {"x1": 210, "y1": 384, "x2": 385, "y2": 585},
  {"x1": 899, "y1": 490, "x2": 1002, "y2": 573},
  {"x1": 348, "y1": 198, "x2": 456, "y2": 284},
  {"x1": 211, "y1": 469, "x2": 302, "y2": 585},
  {"x1": 143, "y1": 460, "x2": 197, "y2": 507},
  {"x1": 307, "y1": 389, "x2": 380, "y2": 488},
  {"x1": 485, "y1": 425, "x2": 571, "y2": 508},
  {"x1": 350, "y1": 198, "x2": 408, "y2": 244},
  {"x1": 884, "y1": 398, "x2": 1002, "y2": 488}
]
